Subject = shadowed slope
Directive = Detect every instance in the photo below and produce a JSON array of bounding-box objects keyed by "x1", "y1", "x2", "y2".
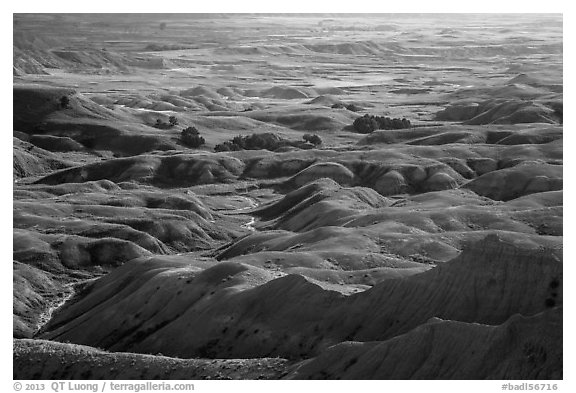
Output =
[
  {"x1": 289, "y1": 308, "x2": 562, "y2": 379},
  {"x1": 14, "y1": 339, "x2": 290, "y2": 380},
  {"x1": 13, "y1": 262, "x2": 68, "y2": 338},
  {"x1": 34, "y1": 153, "x2": 244, "y2": 187},
  {"x1": 13, "y1": 138, "x2": 74, "y2": 179},
  {"x1": 40, "y1": 234, "x2": 561, "y2": 360},
  {"x1": 463, "y1": 163, "x2": 562, "y2": 201}
]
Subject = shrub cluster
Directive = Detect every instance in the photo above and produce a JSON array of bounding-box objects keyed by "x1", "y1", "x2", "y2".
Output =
[
  {"x1": 59, "y1": 96, "x2": 70, "y2": 109},
  {"x1": 303, "y1": 133, "x2": 322, "y2": 146},
  {"x1": 181, "y1": 126, "x2": 205, "y2": 148},
  {"x1": 214, "y1": 132, "x2": 322, "y2": 152},
  {"x1": 332, "y1": 103, "x2": 361, "y2": 112},
  {"x1": 352, "y1": 114, "x2": 411, "y2": 134},
  {"x1": 154, "y1": 116, "x2": 179, "y2": 129}
]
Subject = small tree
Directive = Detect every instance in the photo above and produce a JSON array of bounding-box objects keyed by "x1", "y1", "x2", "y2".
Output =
[
  {"x1": 181, "y1": 126, "x2": 205, "y2": 148},
  {"x1": 232, "y1": 135, "x2": 246, "y2": 149},
  {"x1": 214, "y1": 142, "x2": 231, "y2": 152},
  {"x1": 183, "y1": 126, "x2": 199, "y2": 135},
  {"x1": 168, "y1": 116, "x2": 179, "y2": 127},
  {"x1": 345, "y1": 103, "x2": 361, "y2": 112},
  {"x1": 303, "y1": 133, "x2": 322, "y2": 146},
  {"x1": 59, "y1": 96, "x2": 70, "y2": 109}
]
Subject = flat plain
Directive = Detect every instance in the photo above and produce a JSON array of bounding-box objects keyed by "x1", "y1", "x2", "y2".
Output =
[{"x1": 13, "y1": 13, "x2": 562, "y2": 379}]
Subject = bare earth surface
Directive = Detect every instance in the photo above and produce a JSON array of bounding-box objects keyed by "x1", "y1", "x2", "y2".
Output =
[{"x1": 13, "y1": 13, "x2": 562, "y2": 380}]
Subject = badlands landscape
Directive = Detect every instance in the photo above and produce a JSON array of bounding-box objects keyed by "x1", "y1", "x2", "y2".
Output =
[{"x1": 13, "y1": 13, "x2": 562, "y2": 379}]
